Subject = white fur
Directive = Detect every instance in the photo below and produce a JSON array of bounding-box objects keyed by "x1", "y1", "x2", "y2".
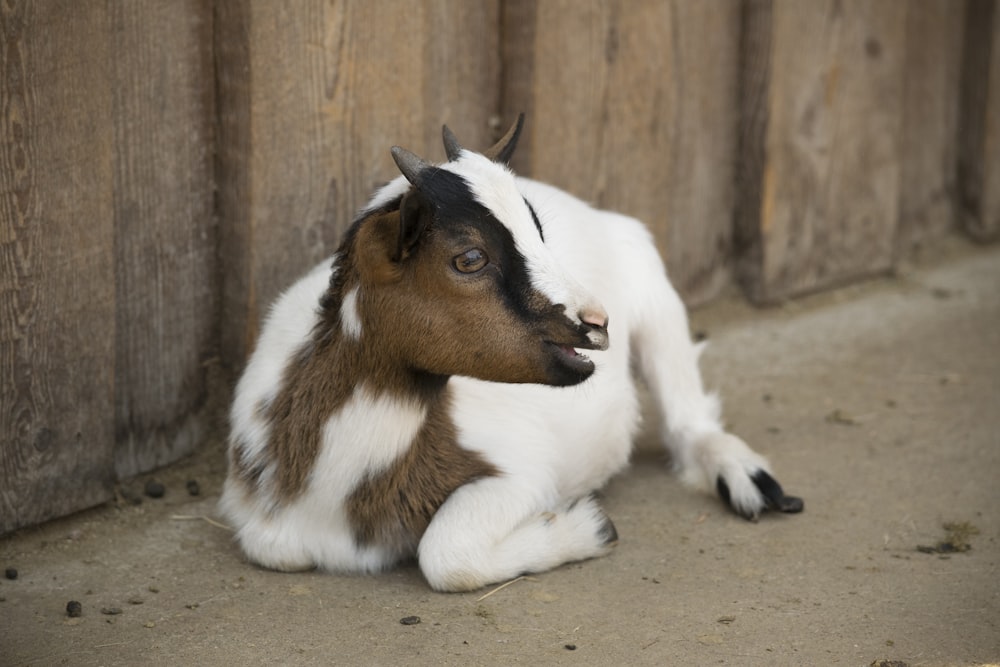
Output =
[
  {"x1": 220, "y1": 153, "x2": 780, "y2": 592},
  {"x1": 220, "y1": 385, "x2": 426, "y2": 572},
  {"x1": 340, "y1": 287, "x2": 362, "y2": 339}
]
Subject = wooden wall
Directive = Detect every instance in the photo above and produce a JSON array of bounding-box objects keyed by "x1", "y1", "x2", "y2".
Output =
[
  {"x1": 1, "y1": 0, "x2": 997, "y2": 533},
  {"x1": 960, "y1": 0, "x2": 1000, "y2": 241},
  {"x1": 502, "y1": 0, "x2": 741, "y2": 304},
  {"x1": 1, "y1": 0, "x2": 215, "y2": 533}
]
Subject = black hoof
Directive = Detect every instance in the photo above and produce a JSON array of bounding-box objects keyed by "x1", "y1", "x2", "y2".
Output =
[
  {"x1": 751, "y1": 470, "x2": 804, "y2": 514},
  {"x1": 716, "y1": 471, "x2": 804, "y2": 519},
  {"x1": 598, "y1": 515, "x2": 619, "y2": 545}
]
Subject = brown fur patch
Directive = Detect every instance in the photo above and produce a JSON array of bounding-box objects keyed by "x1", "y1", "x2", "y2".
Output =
[
  {"x1": 263, "y1": 333, "x2": 357, "y2": 499},
  {"x1": 346, "y1": 386, "x2": 499, "y2": 550},
  {"x1": 231, "y1": 432, "x2": 267, "y2": 488}
]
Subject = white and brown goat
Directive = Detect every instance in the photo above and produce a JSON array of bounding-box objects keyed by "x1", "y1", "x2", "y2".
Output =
[{"x1": 219, "y1": 117, "x2": 802, "y2": 592}]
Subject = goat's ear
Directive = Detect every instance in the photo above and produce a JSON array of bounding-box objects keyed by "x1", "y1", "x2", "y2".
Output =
[
  {"x1": 395, "y1": 189, "x2": 430, "y2": 262},
  {"x1": 483, "y1": 113, "x2": 525, "y2": 165}
]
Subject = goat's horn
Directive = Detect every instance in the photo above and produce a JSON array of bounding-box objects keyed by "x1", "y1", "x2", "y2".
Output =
[
  {"x1": 483, "y1": 113, "x2": 525, "y2": 164},
  {"x1": 442, "y1": 125, "x2": 464, "y2": 161},
  {"x1": 390, "y1": 146, "x2": 431, "y2": 186}
]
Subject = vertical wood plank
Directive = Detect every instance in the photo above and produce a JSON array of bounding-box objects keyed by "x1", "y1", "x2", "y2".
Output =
[
  {"x1": 110, "y1": 1, "x2": 217, "y2": 478},
  {"x1": 896, "y1": 0, "x2": 964, "y2": 256},
  {"x1": 501, "y1": 0, "x2": 741, "y2": 306},
  {"x1": 216, "y1": 0, "x2": 500, "y2": 371},
  {"x1": 736, "y1": 0, "x2": 906, "y2": 303},
  {"x1": 959, "y1": 0, "x2": 1000, "y2": 241},
  {"x1": 0, "y1": 1, "x2": 115, "y2": 533}
]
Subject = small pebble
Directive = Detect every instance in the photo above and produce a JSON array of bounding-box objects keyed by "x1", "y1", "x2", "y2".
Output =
[
  {"x1": 399, "y1": 615, "x2": 421, "y2": 625},
  {"x1": 5, "y1": 567, "x2": 17, "y2": 580},
  {"x1": 101, "y1": 607, "x2": 123, "y2": 615},
  {"x1": 66, "y1": 601, "x2": 82, "y2": 618},
  {"x1": 186, "y1": 479, "x2": 201, "y2": 496},
  {"x1": 564, "y1": 644, "x2": 577, "y2": 651},
  {"x1": 144, "y1": 480, "x2": 166, "y2": 499}
]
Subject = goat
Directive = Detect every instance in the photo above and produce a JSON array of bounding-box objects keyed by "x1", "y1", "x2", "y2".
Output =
[{"x1": 219, "y1": 116, "x2": 802, "y2": 592}]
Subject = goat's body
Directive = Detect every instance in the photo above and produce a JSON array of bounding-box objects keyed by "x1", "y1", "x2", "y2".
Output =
[{"x1": 221, "y1": 126, "x2": 801, "y2": 591}]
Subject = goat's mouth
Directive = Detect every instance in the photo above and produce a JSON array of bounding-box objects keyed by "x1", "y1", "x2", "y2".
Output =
[{"x1": 545, "y1": 341, "x2": 596, "y2": 375}]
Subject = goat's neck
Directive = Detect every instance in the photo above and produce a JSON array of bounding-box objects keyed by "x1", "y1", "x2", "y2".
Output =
[
  {"x1": 261, "y1": 280, "x2": 448, "y2": 502},
  {"x1": 315, "y1": 283, "x2": 448, "y2": 405}
]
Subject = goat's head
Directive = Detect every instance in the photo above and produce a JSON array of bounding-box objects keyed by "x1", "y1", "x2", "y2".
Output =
[{"x1": 345, "y1": 116, "x2": 608, "y2": 387}]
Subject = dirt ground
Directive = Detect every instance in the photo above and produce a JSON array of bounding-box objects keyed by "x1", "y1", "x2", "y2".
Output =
[{"x1": 2, "y1": 240, "x2": 998, "y2": 667}]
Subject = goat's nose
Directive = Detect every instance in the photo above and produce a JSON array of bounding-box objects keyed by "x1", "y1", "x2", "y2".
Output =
[
  {"x1": 579, "y1": 306, "x2": 610, "y2": 351},
  {"x1": 580, "y1": 306, "x2": 609, "y2": 330}
]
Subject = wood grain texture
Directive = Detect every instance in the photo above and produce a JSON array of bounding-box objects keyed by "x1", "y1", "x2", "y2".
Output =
[
  {"x1": 896, "y1": 0, "x2": 963, "y2": 256},
  {"x1": 737, "y1": 0, "x2": 906, "y2": 303},
  {"x1": 959, "y1": 0, "x2": 1000, "y2": 241},
  {"x1": 0, "y1": 1, "x2": 115, "y2": 533},
  {"x1": 501, "y1": 0, "x2": 741, "y2": 306},
  {"x1": 216, "y1": 0, "x2": 501, "y2": 371},
  {"x1": 110, "y1": 1, "x2": 216, "y2": 478}
]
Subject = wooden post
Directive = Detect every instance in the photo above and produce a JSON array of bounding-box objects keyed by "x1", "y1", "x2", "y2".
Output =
[
  {"x1": 0, "y1": 1, "x2": 116, "y2": 533},
  {"x1": 897, "y1": 1, "x2": 965, "y2": 256},
  {"x1": 959, "y1": 0, "x2": 1000, "y2": 241},
  {"x1": 737, "y1": 0, "x2": 907, "y2": 303},
  {"x1": 501, "y1": 0, "x2": 741, "y2": 306},
  {"x1": 109, "y1": 1, "x2": 217, "y2": 478},
  {"x1": 215, "y1": 0, "x2": 501, "y2": 372}
]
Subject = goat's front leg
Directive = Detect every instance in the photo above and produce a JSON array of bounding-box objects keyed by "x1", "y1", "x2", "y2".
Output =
[
  {"x1": 633, "y1": 268, "x2": 803, "y2": 520},
  {"x1": 417, "y1": 478, "x2": 618, "y2": 592}
]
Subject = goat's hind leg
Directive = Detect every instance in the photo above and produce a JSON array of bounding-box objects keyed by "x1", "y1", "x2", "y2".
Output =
[
  {"x1": 631, "y1": 256, "x2": 803, "y2": 519},
  {"x1": 417, "y1": 479, "x2": 618, "y2": 592}
]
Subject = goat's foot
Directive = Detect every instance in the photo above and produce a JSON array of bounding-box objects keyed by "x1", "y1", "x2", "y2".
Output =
[
  {"x1": 419, "y1": 484, "x2": 617, "y2": 592},
  {"x1": 557, "y1": 492, "x2": 619, "y2": 550},
  {"x1": 682, "y1": 432, "x2": 803, "y2": 521},
  {"x1": 717, "y1": 468, "x2": 804, "y2": 521}
]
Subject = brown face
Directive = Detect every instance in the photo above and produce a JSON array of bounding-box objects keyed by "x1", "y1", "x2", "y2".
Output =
[{"x1": 353, "y1": 177, "x2": 606, "y2": 387}]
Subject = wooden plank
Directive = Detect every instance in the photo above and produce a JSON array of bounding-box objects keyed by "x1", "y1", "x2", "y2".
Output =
[
  {"x1": 501, "y1": 0, "x2": 741, "y2": 306},
  {"x1": 736, "y1": 0, "x2": 906, "y2": 304},
  {"x1": 109, "y1": 1, "x2": 217, "y2": 478},
  {"x1": 216, "y1": 0, "x2": 500, "y2": 370},
  {"x1": 0, "y1": 1, "x2": 115, "y2": 533},
  {"x1": 896, "y1": 0, "x2": 964, "y2": 256},
  {"x1": 959, "y1": 0, "x2": 1000, "y2": 241}
]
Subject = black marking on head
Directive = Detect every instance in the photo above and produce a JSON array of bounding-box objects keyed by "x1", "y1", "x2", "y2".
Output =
[
  {"x1": 524, "y1": 198, "x2": 545, "y2": 242},
  {"x1": 412, "y1": 168, "x2": 544, "y2": 320}
]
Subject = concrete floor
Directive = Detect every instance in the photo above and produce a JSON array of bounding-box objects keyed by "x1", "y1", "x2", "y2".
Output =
[{"x1": 2, "y1": 242, "x2": 998, "y2": 667}]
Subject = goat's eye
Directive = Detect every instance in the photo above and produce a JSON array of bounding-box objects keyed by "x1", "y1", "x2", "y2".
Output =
[{"x1": 453, "y1": 248, "x2": 488, "y2": 273}]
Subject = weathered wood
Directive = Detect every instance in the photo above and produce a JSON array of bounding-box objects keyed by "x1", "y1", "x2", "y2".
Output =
[
  {"x1": 736, "y1": 0, "x2": 906, "y2": 303},
  {"x1": 501, "y1": 0, "x2": 741, "y2": 306},
  {"x1": 0, "y1": 1, "x2": 115, "y2": 533},
  {"x1": 959, "y1": 0, "x2": 1000, "y2": 241},
  {"x1": 896, "y1": 0, "x2": 964, "y2": 256},
  {"x1": 109, "y1": 1, "x2": 217, "y2": 478},
  {"x1": 216, "y1": 0, "x2": 501, "y2": 371}
]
